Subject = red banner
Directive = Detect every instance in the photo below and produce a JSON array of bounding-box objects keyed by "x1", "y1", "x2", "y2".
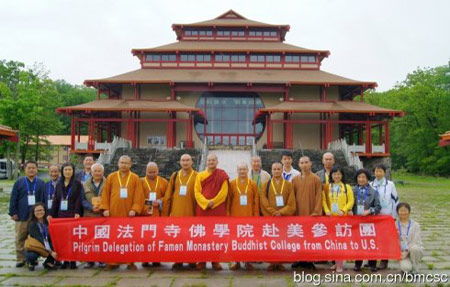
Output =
[{"x1": 49, "y1": 216, "x2": 400, "y2": 263}]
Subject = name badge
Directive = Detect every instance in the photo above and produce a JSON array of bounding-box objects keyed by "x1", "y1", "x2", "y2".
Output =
[
  {"x1": 401, "y1": 239, "x2": 408, "y2": 251},
  {"x1": 60, "y1": 200, "x2": 68, "y2": 211},
  {"x1": 179, "y1": 185, "x2": 187, "y2": 196},
  {"x1": 149, "y1": 192, "x2": 157, "y2": 201},
  {"x1": 27, "y1": 195, "x2": 36, "y2": 206},
  {"x1": 357, "y1": 204, "x2": 365, "y2": 215},
  {"x1": 120, "y1": 188, "x2": 128, "y2": 199},
  {"x1": 240, "y1": 194, "x2": 248, "y2": 206},
  {"x1": 275, "y1": 195, "x2": 284, "y2": 207},
  {"x1": 47, "y1": 199, "x2": 53, "y2": 210},
  {"x1": 331, "y1": 202, "x2": 339, "y2": 214}
]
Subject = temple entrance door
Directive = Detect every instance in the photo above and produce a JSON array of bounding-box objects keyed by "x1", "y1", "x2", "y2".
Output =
[{"x1": 194, "y1": 92, "x2": 265, "y2": 146}]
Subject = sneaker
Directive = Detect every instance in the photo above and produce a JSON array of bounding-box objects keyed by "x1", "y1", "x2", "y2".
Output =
[
  {"x1": 44, "y1": 262, "x2": 57, "y2": 270},
  {"x1": 104, "y1": 264, "x2": 119, "y2": 271},
  {"x1": 244, "y1": 263, "x2": 255, "y2": 271},
  {"x1": 378, "y1": 261, "x2": 388, "y2": 270},
  {"x1": 172, "y1": 263, "x2": 183, "y2": 270},
  {"x1": 84, "y1": 262, "x2": 95, "y2": 269},
  {"x1": 127, "y1": 263, "x2": 137, "y2": 271},
  {"x1": 196, "y1": 262, "x2": 206, "y2": 271},
  {"x1": 16, "y1": 261, "x2": 26, "y2": 268},
  {"x1": 212, "y1": 262, "x2": 223, "y2": 271},
  {"x1": 230, "y1": 262, "x2": 240, "y2": 271}
]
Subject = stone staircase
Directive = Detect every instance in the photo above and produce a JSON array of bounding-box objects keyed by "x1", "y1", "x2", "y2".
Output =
[{"x1": 211, "y1": 149, "x2": 252, "y2": 180}]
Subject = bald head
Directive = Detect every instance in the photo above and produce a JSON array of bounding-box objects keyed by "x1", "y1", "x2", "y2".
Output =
[
  {"x1": 146, "y1": 162, "x2": 159, "y2": 179},
  {"x1": 180, "y1": 154, "x2": 193, "y2": 170},
  {"x1": 206, "y1": 153, "x2": 218, "y2": 170},
  {"x1": 146, "y1": 161, "x2": 158, "y2": 168},
  {"x1": 237, "y1": 162, "x2": 249, "y2": 179},
  {"x1": 298, "y1": 156, "x2": 312, "y2": 173},
  {"x1": 118, "y1": 155, "x2": 132, "y2": 173},
  {"x1": 271, "y1": 162, "x2": 283, "y2": 178}
]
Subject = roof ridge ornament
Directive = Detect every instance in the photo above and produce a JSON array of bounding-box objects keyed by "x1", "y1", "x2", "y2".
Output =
[{"x1": 215, "y1": 10, "x2": 247, "y2": 20}]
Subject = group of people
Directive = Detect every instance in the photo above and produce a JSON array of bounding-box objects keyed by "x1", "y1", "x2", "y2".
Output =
[{"x1": 8, "y1": 151, "x2": 423, "y2": 274}]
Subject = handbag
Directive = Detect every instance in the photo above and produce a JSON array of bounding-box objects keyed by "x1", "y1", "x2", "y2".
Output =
[{"x1": 24, "y1": 235, "x2": 49, "y2": 257}]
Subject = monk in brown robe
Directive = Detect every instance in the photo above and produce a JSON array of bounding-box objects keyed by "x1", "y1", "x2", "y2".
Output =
[
  {"x1": 194, "y1": 153, "x2": 229, "y2": 271},
  {"x1": 140, "y1": 162, "x2": 168, "y2": 268},
  {"x1": 228, "y1": 162, "x2": 259, "y2": 271},
  {"x1": 260, "y1": 162, "x2": 296, "y2": 271},
  {"x1": 291, "y1": 156, "x2": 322, "y2": 270},
  {"x1": 292, "y1": 156, "x2": 322, "y2": 216},
  {"x1": 100, "y1": 155, "x2": 144, "y2": 270},
  {"x1": 163, "y1": 154, "x2": 197, "y2": 270}
]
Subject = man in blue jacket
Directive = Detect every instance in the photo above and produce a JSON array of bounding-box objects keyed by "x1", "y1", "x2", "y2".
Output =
[{"x1": 8, "y1": 161, "x2": 45, "y2": 267}]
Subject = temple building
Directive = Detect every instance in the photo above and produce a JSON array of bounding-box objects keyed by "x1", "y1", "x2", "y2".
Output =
[{"x1": 57, "y1": 10, "x2": 403, "y2": 157}]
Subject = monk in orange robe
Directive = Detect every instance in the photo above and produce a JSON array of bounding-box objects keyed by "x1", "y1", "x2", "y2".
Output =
[
  {"x1": 100, "y1": 155, "x2": 144, "y2": 270},
  {"x1": 260, "y1": 162, "x2": 296, "y2": 272},
  {"x1": 194, "y1": 153, "x2": 229, "y2": 271},
  {"x1": 163, "y1": 154, "x2": 197, "y2": 270},
  {"x1": 139, "y1": 161, "x2": 168, "y2": 268},
  {"x1": 228, "y1": 162, "x2": 259, "y2": 271}
]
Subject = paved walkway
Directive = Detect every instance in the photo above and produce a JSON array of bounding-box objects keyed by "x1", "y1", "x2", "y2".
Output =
[{"x1": 0, "y1": 174, "x2": 449, "y2": 286}]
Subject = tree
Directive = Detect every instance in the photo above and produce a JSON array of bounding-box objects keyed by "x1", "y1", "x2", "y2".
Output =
[{"x1": 365, "y1": 65, "x2": 450, "y2": 176}]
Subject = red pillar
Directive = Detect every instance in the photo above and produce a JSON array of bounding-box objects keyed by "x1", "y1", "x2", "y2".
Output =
[
  {"x1": 70, "y1": 115, "x2": 75, "y2": 151},
  {"x1": 358, "y1": 124, "x2": 364, "y2": 145},
  {"x1": 384, "y1": 122, "x2": 390, "y2": 154},
  {"x1": 365, "y1": 122, "x2": 372, "y2": 154},
  {"x1": 284, "y1": 113, "x2": 293, "y2": 149},
  {"x1": 88, "y1": 117, "x2": 95, "y2": 151},
  {"x1": 107, "y1": 122, "x2": 112, "y2": 142},
  {"x1": 127, "y1": 112, "x2": 136, "y2": 148},
  {"x1": 135, "y1": 112, "x2": 140, "y2": 148},
  {"x1": 166, "y1": 112, "x2": 174, "y2": 148},
  {"x1": 77, "y1": 120, "x2": 81, "y2": 143},
  {"x1": 186, "y1": 112, "x2": 194, "y2": 148},
  {"x1": 172, "y1": 112, "x2": 177, "y2": 148},
  {"x1": 266, "y1": 113, "x2": 273, "y2": 149},
  {"x1": 324, "y1": 114, "x2": 332, "y2": 149}
]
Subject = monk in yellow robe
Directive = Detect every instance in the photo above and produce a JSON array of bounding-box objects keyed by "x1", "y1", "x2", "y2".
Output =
[
  {"x1": 194, "y1": 153, "x2": 228, "y2": 271},
  {"x1": 100, "y1": 155, "x2": 144, "y2": 270},
  {"x1": 139, "y1": 161, "x2": 168, "y2": 268},
  {"x1": 260, "y1": 162, "x2": 296, "y2": 271},
  {"x1": 162, "y1": 154, "x2": 197, "y2": 270},
  {"x1": 228, "y1": 162, "x2": 259, "y2": 271}
]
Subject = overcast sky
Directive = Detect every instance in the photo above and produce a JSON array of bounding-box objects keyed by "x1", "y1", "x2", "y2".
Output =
[{"x1": 1, "y1": 0, "x2": 449, "y2": 91}]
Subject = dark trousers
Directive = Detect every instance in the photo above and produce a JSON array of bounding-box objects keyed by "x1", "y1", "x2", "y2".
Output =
[
  {"x1": 355, "y1": 260, "x2": 376, "y2": 268},
  {"x1": 25, "y1": 251, "x2": 55, "y2": 265}
]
